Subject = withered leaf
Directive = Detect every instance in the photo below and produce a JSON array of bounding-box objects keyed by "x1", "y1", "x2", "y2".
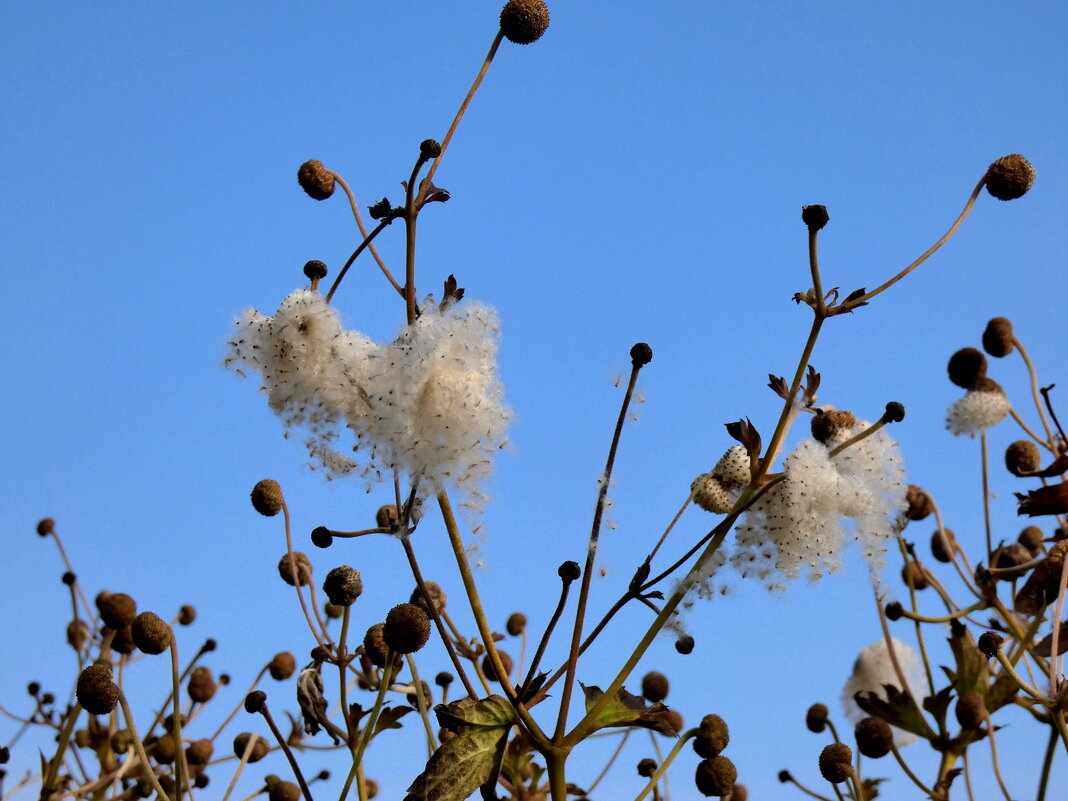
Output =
[
  {"x1": 768, "y1": 374, "x2": 789, "y2": 400},
  {"x1": 1016, "y1": 484, "x2": 1068, "y2": 517},
  {"x1": 1032, "y1": 621, "x2": 1068, "y2": 657},
  {"x1": 579, "y1": 684, "x2": 679, "y2": 736},
  {"x1": 947, "y1": 624, "x2": 988, "y2": 694},
  {"x1": 854, "y1": 684, "x2": 928, "y2": 738},
  {"x1": 375, "y1": 704, "x2": 413, "y2": 735}
]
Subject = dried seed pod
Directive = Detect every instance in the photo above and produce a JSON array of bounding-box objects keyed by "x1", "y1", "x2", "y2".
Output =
[
  {"x1": 506, "y1": 612, "x2": 527, "y2": 636},
  {"x1": 481, "y1": 651, "x2": 514, "y2": 683},
  {"x1": 435, "y1": 671, "x2": 454, "y2": 687},
  {"x1": 251, "y1": 479, "x2": 285, "y2": 516},
  {"x1": 713, "y1": 445, "x2": 750, "y2": 486},
  {"x1": 978, "y1": 631, "x2": 1004, "y2": 658},
  {"x1": 269, "y1": 652, "x2": 297, "y2": 681},
  {"x1": 901, "y1": 561, "x2": 929, "y2": 591},
  {"x1": 363, "y1": 623, "x2": 390, "y2": 668},
  {"x1": 805, "y1": 703, "x2": 829, "y2": 733},
  {"x1": 641, "y1": 671, "x2": 669, "y2": 703},
  {"x1": 985, "y1": 154, "x2": 1035, "y2": 201},
  {"x1": 186, "y1": 739, "x2": 214, "y2": 765},
  {"x1": 1018, "y1": 525, "x2": 1045, "y2": 555},
  {"x1": 384, "y1": 603, "x2": 431, "y2": 654},
  {"x1": 1005, "y1": 440, "x2": 1041, "y2": 476},
  {"x1": 419, "y1": 139, "x2": 442, "y2": 159},
  {"x1": 97, "y1": 592, "x2": 137, "y2": 630},
  {"x1": 854, "y1": 717, "x2": 893, "y2": 758},
  {"x1": 811, "y1": 409, "x2": 857, "y2": 445},
  {"x1": 323, "y1": 565, "x2": 363, "y2": 607},
  {"x1": 982, "y1": 317, "x2": 1015, "y2": 357},
  {"x1": 187, "y1": 666, "x2": 216, "y2": 703},
  {"x1": 153, "y1": 733, "x2": 177, "y2": 765},
  {"x1": 76, "y1": 664, "x2": 119, "y2": 715},
  {"x1": 947, "y1": 347, "x2": 987, "y2": 390},
  {"x1": 818, "y1": 742, "x2": 853, "y2": 783},
  {"x1": 177, "y1": 605, "x2": 197, "y2": 625},
  {"x1": 410, "y1": 581, "x2": 447, "y2": 616},
  {"x1": 302, "y1": 260, "x2": 328, "y2": 281},
  {"x1": 267, "y1": 778, "x2": 301, "y2": 801},
  {"x1": 675, "y1": 635, "x2": 695, "y2": 655},
  {"x1": 637, "y1": 758, "x2": 657, "y2": 777},
  {"x1": 278, "y1": 552, "x2": 313, "y2": 587},
  {"x1": 694, "y1": 756, "x2": 737, "y2": 797},
  {"x1": 375, "y1": 505, "x2": 399, "y2": 529},
  {"x1": 131, "y1": 612, "x2": 172, "y2": 655},
  {"x1": 802, "y1": 204, "x2": 830, "y2": 231},
  {"x1": 499, "y1": 0, "x2": 550, "y2": 45},
  {"x1": 297, "y1": 159, "x2": 335, "y2": 200},
  {"x1": 692, "y1": 473, "x2": 733, "y2": 514},
  {"x1": 233, "y1": 732, "x2": 268, "y2": 762},
  {"x1": 693, "y1": 713, "x2": 729, "y2": 758},
  {"x1": 904, "y1": 485, "x2": 932, "y2": 520},
  {"x1": 67, "y1": 619, "x2": 91, "y2": 651},
  {"x1": 36, "y1": 518, "x2": 55, "y2": 536},
  {"x1": 931, "y1": 528, "x2": 957, "y2": 563}
]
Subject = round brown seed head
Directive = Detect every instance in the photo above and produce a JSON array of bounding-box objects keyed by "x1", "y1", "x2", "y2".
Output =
[
  {"x1": 955, "y1": 689, "x2": 987, "y2": 730},
  {"x1": 905, "y1": 485, "x2": 932, "y2": 520},
  {"x1": 419, "y1": 139, "x2": 442, "y2": 159},
  {"x1": 630, "y1": 342, "x2": 653, "y2": 367},
  {"x1": 363, "y1": 623, "x2": 390, "y2": 668},
  {"x1": 1018, "y1": 525, "x2": 1045, "y2": 554},
  {"x1": 278, "y1": 552, "x2": 312, "y2": 587},
  {"x1": 251, "y1": 479, "x2": 285, "y2": 516},
  {"x1": 324, "y1": 602, "x2": 343, "y2": 619},
  {"x1": 244, "y1": 691, "x2": 267, "y2": 714},
  {"x1": 901, "y1": 561, "x2": 929, "y2": 591},
  {"x1": 188, "y1": 666, "x2": 216, "y2": 703},
  {"x1": 112, "y1": 625, "x2": 137, "y2": 655},
  {"x1": 36, "y1": 518, "x2": 55, "y2": 536},
  {"x1": 186, "y1": 739, "x2": 213, "y2": 765},
  {"x1": 641, "y1": 671, "x2": 669, "y2": 703},
  {"x1": 698, "y1": 714, "x2": 729, "y2": 755},
  {"x1": 778, "y1": 770, "x2": 792, "y2": 783},
  {"x1": 983, "y1": 317, "x2": 1015, "y2": 357},
  {"x1": 177, "y1": 605, "x2": 196, "y2": 626},
  {"x1": 311, "y1": 526, "x2": 333, "y2": 548},
  {"x1": 558, "y1": 560, "x2": 581, "y2": 581},
  {"x1": 375, "y1": 504, "x2": 399, "y2": 529},
  {"x1": 931, "y1": 528, "x2": 957, "y2": 563},
  {"x1": 297, "y1": 159, "x2": 335, "y2": 200},
  {"x1": 675, "y1": 635, "x2": 695, "y2": 655},
  {"x1": 268, "y1": 779, "x2": 301, "y2": 801},
  {"x1": 506, "y1": 612, "x2": 527, "y2": 636},
  {"x1": 499, "y1": 0, "x2": 550, "y2": 45},
  {"x1": 323, "y1": 565, "x2": 363, "y2": 607},
  {"x1": 695, "y1": 756, "x2": 737, "y2": 797},
  {"x1": 996, "y1": 542, "x2": 1032, "y2": 570},
  {"x1": 303, "y1": 260, "x2": 328, "y2": 281},
  {"x1": 410, "y1": 581, "x2": 447, "y2": 616},
  {"x1": 153, "y1": 733, "x2": 177, "y2": 764},
  {"x1": 131, "y1": 612, "x2": 172, "y2": 655},
  {"x1": 1051, "y1": 540, "x2": 1068, "y2": 571},
  {"x1": 810, "y1": 410, "x2": 857, "y2": 445},
  {"x1": 978, "y1": 631, "x2": 1004, "y2": 658},
  {"x1": 882, "y1": 401, "x2": 905, "y2": 424},
  {"x1": 62, "y1": 571, "x2": 76, "y2": 586},
  {"x1": 111, "y1": 729, "x2": 133, "y2": 753},
  {"x1": 855, "y1": 717, "x2": 893, "y2": 758},
  {"x1": 76, "y1": 664, "x2": 119, "y2": 715},
  {"x1": 805, "y1": 703, "x2": 829, "y2": 733},
  {"x1": 481, "y1": 651, "x2": 514, "y2": 683},
  {"x1": 637, "y1": 758, "x2": 657, "y2": 778},
  {"x1": 406, "y1": 680, "x2": 433, "y2": 708},
  {"x1": 1005, "y1": 440, "x2": 1041, "y2": 476},
  {"x1": 233, "y1": 732, "x2": 268, "y2": 762},
  {"x1": 162, "y1": 712, "x2": 187, "y2": 734},
  {"x1": 269, "y1": 652, "x2": 297, "y2": 681},
  {"x1": 818, "y1": 742, "x2": 853, "y2": 783},
  {"x1": 801, "y1": 204, "x2": 830, "y2": 232},
  {"x1": 435, "y1": 671, "x2": 454, "y2": 687},
  {"x1": 985, "y1": 154, "x2": 1035, "y2": 201},
  {"x1": 731, "y1": 784, "x2": 748, "y2": 801},
  {"x1": 67, "y1": 619, "x2": 90, "y2": 651},
  {"x1": 97, "y1": 592, "x2": 137, "y2": 630},
  {"x1": 947, "y1": 347, "x2": 987, "y2": 389},
  {"x1": 27, "y1": 682, "x2": 40, "y2": 696},
  {"x1": 885, "y1": 601, "x2": 904, "y2": 621},
  {"x1": 365, "y1": 778, "x2": 379, "y2": 799},
  {"x1": 384, "y1": 603, "x2": 431, "y2": 654}
]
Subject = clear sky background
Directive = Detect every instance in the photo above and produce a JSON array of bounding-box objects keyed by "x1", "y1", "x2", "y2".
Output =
[{"x1": 3, "y1": 2, "x2": 1067, "y2": 799}]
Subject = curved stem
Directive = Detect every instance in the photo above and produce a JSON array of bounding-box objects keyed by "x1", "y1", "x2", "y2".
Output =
[
  {"x1": 1014, "y1": 336, "x2": 1055, "y2": 444},
  {"x1": 331, "y1": 173, "x2": 403, "y2": 296},
  {"x1": 343, "y1": 657, "x2": 396, "y2": 801},
  {"x1": 980, "y1": 433, "x2": 993, "y2": 559},
  {"x1": 281, "y1": 500, "x2": 331, "y2": 651},
  {"x1": 843, "y1": 177, "x2": 985, "y2": 308},
  {"x1": 324, "y1": 216, "x2": 396, "y2": 304},
  {"x1": 117, "y1": 693, "x2": 174, "y2": 801},
  {"x1": 631, "y1": 729, "x2": 695, "y2": 801}
]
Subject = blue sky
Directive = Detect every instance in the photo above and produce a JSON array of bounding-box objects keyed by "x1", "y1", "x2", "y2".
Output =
[{"x1": 3, "y1": 2, "x2": 1067, "y2": 799}]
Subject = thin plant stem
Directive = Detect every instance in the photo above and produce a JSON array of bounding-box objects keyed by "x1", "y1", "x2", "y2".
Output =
[
  {"x1": 808, "y1": 227, "x2": 826, "y2": 315},
  {"x1": 281, "y1": 500, "x2": 331, "y2": 651},
  {"x1": 630, "y1": 729, "x2": 695, "y2": 801},
  {"x1": 47, "y1": 530, "x2": 100, "y2": 632},
  {"x1": 890, "y1": 742, "x2": 935, "y2": 798},
  {"x1": 1014, "y1": 336, "x2": 1055, "y2": 444},
  {"x1": 843, "y1": 177, "x2": 985, "y2": 308},
  {"x1": 873, "y1": 592, "x2": 937, "y2": 739},
  {"x1": 403, "y1": 154, "x2": 427, "y2": 324},
  {"x1": 417, "y1": 31, "x2": 504, "y2": 206},
  {"x1": 436, "y1": 490, "x2": 549, "y2": 748},
  {"x1": 219, "y1": 732, "x2": 261, "y2": 801},
  {"x1": 992, "y1": 647, "x2": 1053, "y2": 704},
  {"x1": 521, "y1": 569, "x2": 576, "y2": 696},
  {"x1": 399, "y1": 532, "x2": 479, "y2": 700},
  {"x1": 211, "y1": 667, "x2": 267, "y2": 742},
  {"x1": 894, "y1": 539, "x2": 937, "y2": 699},
  {"x1": 331, "y1": 173, "x2": 402, "y2": 296},
  {"x1": 342, "y1": 656, "x2": 396, "y2": 801},
  {"x1": 339, "y1": 606, "x2": 353, "y2": 742},
  {"x1": 893, "y1": 601, "x2": 985, "y2": 624},
  {"x1": 117, "y1": 694, "x2": 173, "y2": 801},
  {"x1": 983, "y1": 710, "x2": 1015, "y2": 801},
  {"x1": 405, "y1": 654, "x2": 436, "y2": 757},
  {"x1": 980, "y1": 432, "x2": 993, "y2": 558},
  {"x1": 41, "y1": 702, "x2": 83, "y2": 798},
  {"x1": 257, "y1": 703, "x2": 315, "y2": 801},
  {"x1": 324, "y1": 216, "x2": 397, "y2": 304},
  {"x1": 1034, "y1": 725, "x2": 1057, "y2": 801},
  {"x1": 556, "y1": 360, "x2": 643, "y2": 741},
  {"x1": 1010, "y1": 407, "x2": 1049, "y2": 447},
  {"x1": 586, "y1": 730, "x2": 629, "y2": 793},
  {"x1": 1048, "y1": 553, "x2": 1068, "y2": 695},
  {"x1": 169, "y1": 645, "x2": 190, "y2": 801},
  {"x1": 779, "y1": 773, "x2": 835, "y2": 801},
  {"x1": 647, "y1": 492, "x2": 696, "y2": 563}
]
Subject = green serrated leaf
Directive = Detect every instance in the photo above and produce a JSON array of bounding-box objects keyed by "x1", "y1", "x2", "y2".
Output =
[
  {"x1": 580, "y1": 684, "x2": 678, "y2": 735},
  {"x1": 435, "y1": 695, "x2": 516, "y2": 733},
  {"x1": 404, "y1": 722, "x2": 511, "y2": 801}
]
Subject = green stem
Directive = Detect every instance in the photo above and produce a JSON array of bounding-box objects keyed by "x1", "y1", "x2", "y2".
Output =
[
  {"x1": 631, "y1": 730, "x2": 695, "y2": 801},
  {"x1": 1036, "y1": 724, "x2": 1057, "y2": 801},
  {"x1": 169, "y1": 646, "x2": 190, "y2": 801},
  {"x1": 41, "y1": 701, "x2": 83, "y2": 797},
  {"x1": 340, "y1": 656, "x2": 395, "y2": 801}
]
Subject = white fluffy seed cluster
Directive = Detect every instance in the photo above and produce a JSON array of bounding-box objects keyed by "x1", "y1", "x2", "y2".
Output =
[
  {"x1": 945, "y1": 388, "x2": 1011, "y2": 437},
  {"x1": 731, "y1": 422, "x2": 906, "y2": 588},
  {"x1": 226, "y1": 290, "x2": 511, "y2": 511},
  {"x1": 841, "y1": 637, "x2": 923, "y2": 748}
]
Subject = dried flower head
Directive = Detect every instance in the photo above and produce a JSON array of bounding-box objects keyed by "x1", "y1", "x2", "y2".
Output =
[
  {"x1": 278, "y1": 552, "x2": 313, "y2": 587},
  {"x1": 269, "y1": 652, "x2": 297, "y2": 681},
  {"x1": 675, "y1": 635, "x2": 695, "y2": 655},
  {"x1": 506, "y1": 612, "x2": 527, "y2": 636},
  {"x1": 801, "y1": 204, "x2": 830, "y2": 232},
  {"x1": 267, "y1": 778, "x2": 301, "y2": 801},
  {"x1": 855, "y1": 717, "x2": 893, "y2": 758},
  {"x1": 36, "y1": 518, "x2": 55, "y2": 536},
  {"x1": 188, "y1": 666, "x2": 216, "y2": 703},
  {"x1": 499, "y1": 0, "x2": 550, "y2": 45},
  {"x1": 435, "y1": 671, "x2": 454, "y2": 687},
  {"x1": 303, "y1": 260, "x2": 328, "y2": 281},
  {"x1": 630, "y1": 342, "x2": 653, "y2": 367},
  {"x1": 637, "y1": 758, "x2": 657, "y2": 778},
  {"x1": 904, "y1": 485, "x2": 932, "y2": 520},
  {"x1": 930, "y1": 528, "x2": 957, "y2": 563},
  {"x1": 481, "y1": 650, "x2": 514, "y2": 683},
  {"x1": 641, "y1": 671, "x2": 669, "y2": 703},
  {"x1": 419, "y1": 139, "x2": 442, "y2": 159},
  {"x1": 901, "y1": 561, "x2": 929, "y2": 591},
  {"x1": 818, "y1": 743, "x2": 853, "y2": 783},
  {"x1": 947, "y1": 347, "x2": 987, "y2": 389},
  {"x1": 251, "y1": 479, "x2": 285, "y2": 516},
  {"x1": 233, "y1": 732, "x2": 269, "y2": 762},
  {"x1": 177, "y1": 604, "x2": 196, "y2": 625},
  {"x1": 805, "y1": 703, "x2": 829, "y2": 733},
  {"x1": 985, "y1": 154, "x2": 1035, "y2": 201},
  {"x1": 323, "y1": 565, "x2": 363, "y2": 606},
  {"x1": 410, "y1": 581, "x2": 447, "y2": 616},
  {"x1": 131, "y1": 612, "x2": 172, "y2": 655},
  {"x1": 982, "y1": 317, "x2": 1015, "y2": 357},
  {"x1": 946, "y1": 381, "x2": 1010, "y2": 437},
  {"x1": 1018, "y1": 525, "x2": 1045, "y2": 554},
  {"x1": 1005, "y1": 440, "x2": 1041, "y2": 476},
  {"x1": 694, "y1": 756, "x2": 737, "y2": 797},
  {"x1": 186, "y1": 739, "x2": 214, "y2": 765},
  {"x1": 693, "y1": 714, "x2": 729, "y2": 758},
  {"x1": 97, "y1": 592, "x2": 137, "y2": 630},
  {"x1": 297, "y1": 159, "x2": 335, "y2": 200},
  {"x1": 810, "y1": 409, "x2": 857, "y2": 445},
  {"x1": 363, "y1": 623, "x2": 390, "y2": 668},
  {"x1": 383, "y1": 603, "x2": 431, "y2": 654},
  {"x1": 76, "y1": 664, "x2": 119, "y2": 715}
]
